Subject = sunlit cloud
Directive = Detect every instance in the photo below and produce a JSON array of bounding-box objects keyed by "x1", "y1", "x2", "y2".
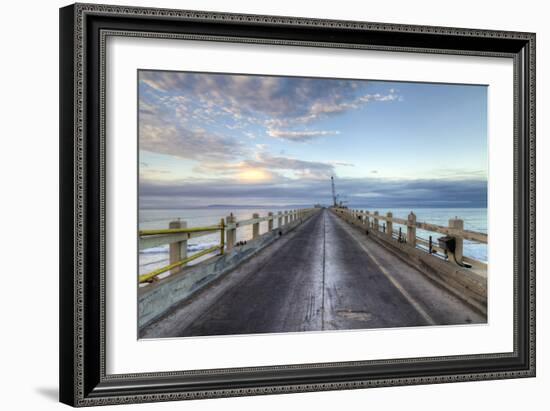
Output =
[
  {"x1": 236, "y1": 167, "x2": 274, "y2": 183},
  {"x1": 194, "y1": 153, "x2": 336, "y2": 182},
  {"x1": 267, "y1": 129, "x2": 340, "y2": 141},
  {"x1": 328, "y1": 161, "x2": 355, "y2": 167}
]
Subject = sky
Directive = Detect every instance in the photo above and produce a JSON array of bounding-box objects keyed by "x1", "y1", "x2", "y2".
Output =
[{"x1": 138, "y1": 70, "x2": 488, "y2": 209}]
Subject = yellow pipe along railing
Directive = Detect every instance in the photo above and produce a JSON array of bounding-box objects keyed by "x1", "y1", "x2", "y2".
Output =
[
  {"x1": 139, "y1": 224, "x2": 221, "y2": 236},
  {"x1": 139, "y1": 219, "x2": 225, "y2": 284},
  {"x1": 139, "y1": 244, "x2": 223, "y2": 283}
]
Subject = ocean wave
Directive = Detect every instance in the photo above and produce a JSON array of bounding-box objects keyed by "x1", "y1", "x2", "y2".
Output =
[
  {"x1": 140, "y1": 257, "x2": 169, "y2": 267},
  {"x1": 139, "y1": 242, "x2": 220, "y2": 254},
  {"x1": 187, "y1": 242, "x2": 220, "y2": 252},
  {"x1": 140, "y1": 246, "x2": 168, "y2": 254}
]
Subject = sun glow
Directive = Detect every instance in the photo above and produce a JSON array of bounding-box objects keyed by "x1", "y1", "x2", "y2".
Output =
[{"x1": 237, "y1": 168, "x2": 272, "y2": 183}]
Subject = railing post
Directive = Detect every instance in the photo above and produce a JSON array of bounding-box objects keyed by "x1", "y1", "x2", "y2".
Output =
[
  {"x1": 373, "y1": 211, "x2": 379, "y2": 232},
  {"x1": 169, "y1": 220, "x2": 187, "y2": 274},
  {"x1": 365, "y1": 211, "x2": 370, "y2": 227},
  {"x1": 386, "y1": 212, "x2": 393, "y2": 238},
  {"x1": 278, "y1": 211, "x2": 283, "y2": 228},
  {"x1": 284, "y1": 210, "x2": 289, "y2": 225},
  {"x1": 219, "y1": 218, "x2": 225, "y2": 255},
  {"x1": 268, "y1": 212, "x2": 274, "y2": 231},
  {"x1": 225, "y1": 213, "x2": 236, "y2": 251},
  {"x1": 448, "y1": 217, "x2": 464, "y2": 264},
  {"x1": 407, "y1": 212, "x2": 417, "y2": 247},
  {"x1": 252, "y1": 213, "x2": 260, "y2": 239}
]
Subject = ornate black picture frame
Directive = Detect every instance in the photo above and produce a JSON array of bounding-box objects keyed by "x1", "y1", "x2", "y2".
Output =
[{"x1": 59, "y1": 3, "x2": 535, "y2": 407}]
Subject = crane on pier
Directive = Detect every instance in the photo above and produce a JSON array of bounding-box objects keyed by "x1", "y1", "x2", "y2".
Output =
[
  {"x1": 331, "y1": 176, "x2": 337, "y2": 207},
  {"x1": 331, "y1": 176, "x2": 348, "y2": 208}
]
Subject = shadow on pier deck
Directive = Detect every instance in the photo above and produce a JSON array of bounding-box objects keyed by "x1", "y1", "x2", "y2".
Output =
[{"x1": 140, "y1": 209, "x2": 486, "y2": 338}]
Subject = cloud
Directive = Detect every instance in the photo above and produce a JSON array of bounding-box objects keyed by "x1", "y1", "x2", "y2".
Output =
[
  {"x1": 329, "y1": 161, "x2": 355, "y2": 167},
  {"x1": 338, "y1": 177, "x2": 487, "y2": 208},
  {"x1": 139, "y1": 71, "x2": 400, "y2": 141},
  {"x1": 427, "y1": 168, "x2": 488, "y2": 180},
  {"x1": 139, "y1": 123, "x2": 246, "y2": 162},
  {"x1": 267, "y1": 129, "x2": 340, "y2": 141},
  {"x1": 263, "y1": 91, "x2": 399, "y2": 129},
  {"x1": 139, "y1": 175, "x2": 487, "y2": 209},
  {"x1": 137, "y1": 71, "x2": 401, "y2": 180},
  {"x1": 194, "y1": 152, "x2": 335, "y2": 181},
  {"x1": 254, "y1": 153, "x2": 335, "y2": 179}
]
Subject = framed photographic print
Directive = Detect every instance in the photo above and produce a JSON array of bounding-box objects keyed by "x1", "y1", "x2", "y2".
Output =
[{"x1": 59, "y1": 3, "x2": 536, "y2": 407}]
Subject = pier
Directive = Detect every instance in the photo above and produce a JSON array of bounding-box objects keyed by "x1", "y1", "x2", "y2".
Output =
[{"x1": 138, "y1": 206, "x2": 487, "y2": 337}]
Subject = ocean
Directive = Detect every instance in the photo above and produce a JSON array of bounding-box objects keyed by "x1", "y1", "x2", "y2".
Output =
[{"x1": 139, "y1": 207, "x2": 487, "y2": 277}]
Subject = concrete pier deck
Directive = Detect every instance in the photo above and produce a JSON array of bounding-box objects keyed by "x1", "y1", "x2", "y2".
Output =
[{"x1": 141, "y1": 209, "x2": 485, "y2": 338}]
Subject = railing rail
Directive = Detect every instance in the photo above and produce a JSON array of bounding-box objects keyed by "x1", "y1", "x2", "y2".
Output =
[
  {"x1": 139, "y1": 218, "x2": 226, "y2": 284},
  {"x1": 140, "y1": 225, "x2": 221, "y2": 236},
  {"x1": 139, "y1": 208, "x2": 317, "y2": 283},
  {"x1": 334, "y1": 207, "x2": 486, "y2": 268},
  {"x1": 139, "y1": 245, "x2": 223, "y2": 283},
  {"x1": 340, "y1": 208, "x2": 487, "y2": 243}
]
